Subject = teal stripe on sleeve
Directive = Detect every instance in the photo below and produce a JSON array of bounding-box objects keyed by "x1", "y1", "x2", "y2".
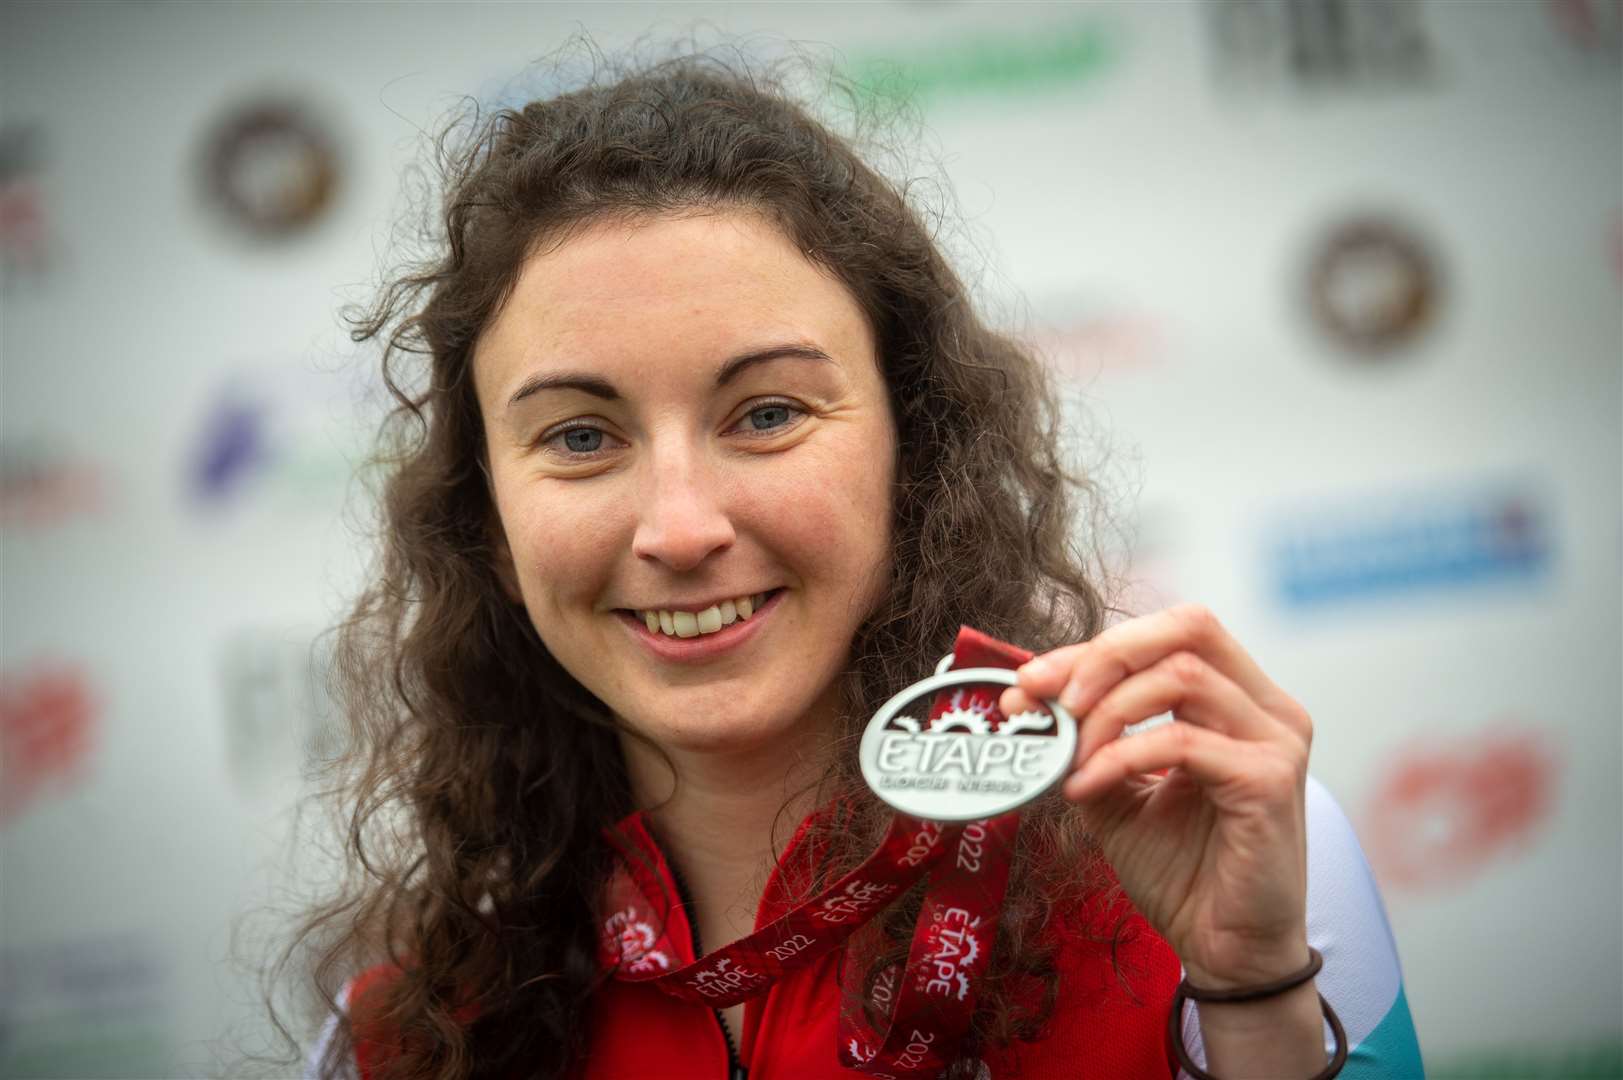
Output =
[{"x1": 1342, "y1": 986, "x2": 1425, "y2": 1080}]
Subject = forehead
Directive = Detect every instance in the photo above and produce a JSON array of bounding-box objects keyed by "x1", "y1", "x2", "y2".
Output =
[{"x1": 472, "y1": 210, "x2": 876, "y2": 402}]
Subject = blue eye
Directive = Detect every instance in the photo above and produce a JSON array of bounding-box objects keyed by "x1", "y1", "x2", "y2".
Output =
[
  {"x1": 746, "y1": 404, "x2": 794, "y2": 431},
  {"x1": 536, "y1": 418, "x2": 622, "y2": 463},
  {"x1": 560, "y1": 428, "x2": 603, "y2": 453}
]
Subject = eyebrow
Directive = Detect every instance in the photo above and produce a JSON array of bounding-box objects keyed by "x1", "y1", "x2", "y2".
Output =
[
  {"x1": 506, "y1": 372, "x2": 619, "y2": 408},
  {"x1": 505, "y1": 342, "x2": 835, "y2": 411}
]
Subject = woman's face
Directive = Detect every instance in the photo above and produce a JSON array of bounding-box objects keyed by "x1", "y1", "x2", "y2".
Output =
[{"x1": 473, "y1": 211, "x2": 896, "y2": 758}]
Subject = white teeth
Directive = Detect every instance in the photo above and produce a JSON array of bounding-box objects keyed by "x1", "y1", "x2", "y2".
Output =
[{"x1": 637, "y1": 592, "x2": 771, "y2": 638}]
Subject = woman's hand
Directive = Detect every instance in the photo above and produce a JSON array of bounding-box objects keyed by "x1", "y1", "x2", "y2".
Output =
[{"x1": 998, "y1": 604, "x2": 1314, "y2": 989}]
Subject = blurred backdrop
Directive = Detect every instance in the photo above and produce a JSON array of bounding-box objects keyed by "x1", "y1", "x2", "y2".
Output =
[{"x1": 1, "y1": 1, "x2": 1619, "y2": 1077}]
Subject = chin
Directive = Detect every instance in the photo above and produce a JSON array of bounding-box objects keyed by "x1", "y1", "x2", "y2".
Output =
[
  {"x1": 643, "y1": 710, "x2": 798, "y2": 755},
  {"x1": 621, "y1": 685, "x2": 825, "y2": 756}
]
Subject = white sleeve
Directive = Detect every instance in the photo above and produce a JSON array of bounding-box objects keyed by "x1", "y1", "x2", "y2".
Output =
[
  {"x1": 304, "y1": 981, "x2": 358, "y2": 1080},
  {"x1": 1178, "y1": 775, "x2": 1425, "y2": 1078}
]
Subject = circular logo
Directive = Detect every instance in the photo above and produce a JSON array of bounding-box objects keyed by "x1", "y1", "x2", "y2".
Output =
[
  {"x1": 202, "y1": 99, "x2": 340, "y2": 238},
  {"x1": 859, "y1": 667, "x2": 1077, "y2": 822},
  {"x1": 1306, "y1": 216, "x2": 1440, "y2": 355}
]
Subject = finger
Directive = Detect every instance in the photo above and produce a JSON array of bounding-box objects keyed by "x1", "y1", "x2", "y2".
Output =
[
  {"x1": 1072, "y1": 651, "x2": 1290, "y2": 767},
  {"x1": 1066, "y1": 720, "x2": 1266, "y2": 803},
  {"x1": 1038, "y1": 605, "x2": 1302, "y2": 728},
  {"x1": 1012, "y1": 642, "x2": 1089, "y2": 699},
  {"x1": 997, "y1": 684, "x2": 1041, "y2": 719}
]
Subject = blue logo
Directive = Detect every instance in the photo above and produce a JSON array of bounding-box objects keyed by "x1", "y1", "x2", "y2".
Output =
[
  {"x1": 191, "y1": 392, "x2": 268, "y2": 503},
  {"x1": 1266, "y1": 486, "x2": 1552, "y2": 609},
  {"x1": 184, "y1": 366, "x2": 366, "y2": 515}
]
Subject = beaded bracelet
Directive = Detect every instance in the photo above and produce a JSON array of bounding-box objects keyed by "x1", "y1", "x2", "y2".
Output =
[{"x1": 1166, "y1": 948, "x2": 1348, "y2": 1080}]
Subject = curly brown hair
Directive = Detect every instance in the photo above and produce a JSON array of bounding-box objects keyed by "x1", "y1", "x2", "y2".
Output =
[{"x1": 281, "y1": 46, "x2": 1123, "y2": 1080}]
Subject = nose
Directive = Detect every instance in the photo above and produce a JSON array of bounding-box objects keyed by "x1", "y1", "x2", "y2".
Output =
[{"x1": 630, "y1": 446, "x2": 736, "y2": 572}]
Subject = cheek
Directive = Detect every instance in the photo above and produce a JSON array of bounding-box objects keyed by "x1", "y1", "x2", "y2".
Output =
[
  {"x1": 504, "y1": 486, "x2": 629, "y2": 612},
  {"x1": 753, "y1": 436, "x2": 894, "y2": 590}
]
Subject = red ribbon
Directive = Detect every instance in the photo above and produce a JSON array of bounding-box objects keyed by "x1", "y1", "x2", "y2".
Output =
[{"x1": 605, "y1": 627, "x2": 1033, "y2": 1077}]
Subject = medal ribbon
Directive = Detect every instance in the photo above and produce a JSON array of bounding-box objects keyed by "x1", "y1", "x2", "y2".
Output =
[{"x1": 604, "y1": 627, "x2": 1033, "y2": 1077}]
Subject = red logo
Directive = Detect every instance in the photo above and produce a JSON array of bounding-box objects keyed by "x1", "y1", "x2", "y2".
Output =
[
  {"x1": 1365, "y1": 729, "x2": 1556, "y2": 890},
  {"x1": 1, "y1": 441, "x2": 104, "y2": 529},
  {"x1": 0, "y1": 664, "x2": 96, "y2": 825},
  {"x1": 1, "y1": 123, "x2": 54, "y2": 282},
  {"x1": 1547, "y1": 0, "x2": 1622, "y2": 52},
  {"x1": 1026, "y1": 312, "x2": 1166, "y2": 381}
]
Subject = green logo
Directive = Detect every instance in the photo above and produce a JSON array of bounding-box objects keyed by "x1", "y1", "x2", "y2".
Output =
[{"x1": 847, "y1": 20, "x2": 1120, "y2": 107}]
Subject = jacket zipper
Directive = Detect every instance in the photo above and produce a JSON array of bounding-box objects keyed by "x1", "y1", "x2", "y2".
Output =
[{"x1": 669, "y1": 861, "x2": 748, "y2": 1080}]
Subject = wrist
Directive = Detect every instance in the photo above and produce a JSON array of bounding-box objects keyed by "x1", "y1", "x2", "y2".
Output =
[
  {"x1": 1181, "y1": 937, "x2": 1313, "y2": 992},
  {"x1": 1187, "y1": 979, "x2": 1332, "y2": 1078},
  {"x1": 1189, "y1": 974, "x2": 1321, "y2": 1034},
  {"x1": 1173, "y1": 946, "x2": 1348, "y2": 1080}
]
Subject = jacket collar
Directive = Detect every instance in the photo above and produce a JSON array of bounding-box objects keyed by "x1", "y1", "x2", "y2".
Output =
[{"x1": 597, "y1": 804, "x2": 836, "y2": 979}]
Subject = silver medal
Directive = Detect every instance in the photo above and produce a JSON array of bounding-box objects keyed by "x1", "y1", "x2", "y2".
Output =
[{"x1": 858, "y1": 661, "x2": 1078, "y2": 822}]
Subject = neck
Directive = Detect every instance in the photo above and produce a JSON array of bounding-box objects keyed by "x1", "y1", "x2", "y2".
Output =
[{"x1": 620, "y1": 720, "x2": 834, "y2": 947}]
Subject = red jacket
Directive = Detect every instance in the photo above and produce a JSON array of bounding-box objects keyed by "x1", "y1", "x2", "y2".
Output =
[{"x1": 346, "y1": 808, "x2": 1182, "y2": 1079}]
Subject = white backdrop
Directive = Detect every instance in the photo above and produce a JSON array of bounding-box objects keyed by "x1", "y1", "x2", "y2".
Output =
[{"x1": 2, "y1": 2, "x2": 1619, "y2": 1076}]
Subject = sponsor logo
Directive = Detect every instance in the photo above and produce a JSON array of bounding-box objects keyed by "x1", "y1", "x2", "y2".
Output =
[
  {"x1": 200, "y1": 98, "x2": 341, "y2": 239},
  {"x1": 0, "y1": 663, "x2": 96, "y2": 825},
  {"x1": 0, "y1": 123, "x2": 54, "y2": 286},
  {"x1": 1025, "y1": 309, "x2": 1167, "y2": 382},
  {"x1": 848, "y1": 18, "x2": 1118, "y2": 107},
  {"x1": 845, "y1": 1037, "x2": 901, "y2": 1080},
  {"x1": 192, "y1": 391, "x2": 269, "y2": 505},
  {"x1": 687, "y1": 956, "x2": 767, "y2": 1000},
  {"x1": 1305, "y1": 215, "x2": 1442, "y2": 356},
  {"x1": 0, "y1": 934, "x2": 172, "y2": 1074},
  {"x1": 1265, "y1": 486, "x2": 1552, "y2": 609},
  {"x1": 1209, "y1": 0, "x2": 1433, "y2": 90},
  {"x1": 1366, "y1": 728, "x2": 1556, "y2": 890},
  {"x1": 920, "y1": 906, "x2": 984, "y2": 1002},
  {"x1": 602, "y1": 907, "x2": 671, "y2": 974},
  {"x1": 187, "y1": 368, "x2": 367, "y2": 516},
  {"x1": 0, "y1": 439, "x2": 104, "y2": 529},
  {"x1": 815, "y1": 879, "x2": 899, "y2": 925},
  {"x1": 220, "y1": 628, "x2": 341, "y2": 790}
]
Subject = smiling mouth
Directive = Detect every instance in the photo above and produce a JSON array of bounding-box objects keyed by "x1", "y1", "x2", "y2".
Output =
[{"x1": 625, "y1": 590, "x2": 782, "y2": 639}]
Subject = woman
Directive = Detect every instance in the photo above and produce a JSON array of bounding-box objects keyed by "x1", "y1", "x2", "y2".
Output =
[{"x1": 295, "y1": 53, "x2": 1421, "y2": 1080}]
